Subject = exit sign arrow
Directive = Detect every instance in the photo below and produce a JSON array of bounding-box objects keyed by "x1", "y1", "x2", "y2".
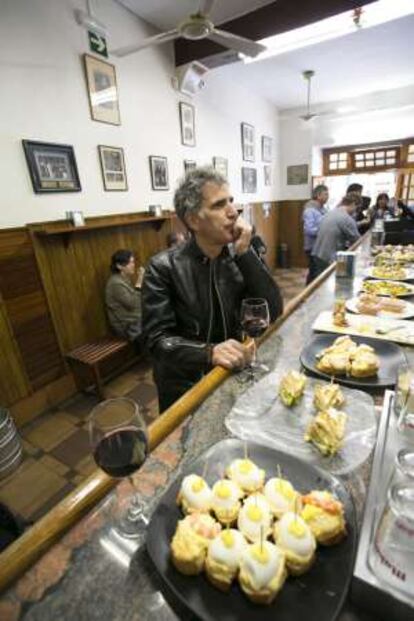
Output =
[{"x1": 88, "y1": 31, "x2": 108, "y2": 57}]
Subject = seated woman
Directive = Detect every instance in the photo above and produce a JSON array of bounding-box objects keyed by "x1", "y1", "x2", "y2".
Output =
[
  {"x1": 105, "y1": 249, "x2": 144, "y2": 348},
  {"x1": 371, "y1": 193, "x2": 392, "y2": 221}
]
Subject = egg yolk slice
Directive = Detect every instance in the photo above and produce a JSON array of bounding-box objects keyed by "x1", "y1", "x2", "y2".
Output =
[
  {"x1": 221, "y1": 531, "x2": 235, "y2": 548},
  {"x1": 275, "y1": 479, "x2": 295, "y2": 500},
  {"x1": 216, "y1": 482, "x2": 231, "y2": 499},
  {"x1": 251, "y1": 544, "x2": 269, "y2": 564},
  {"x1": 288, "y1": 519, "x2": 306, "y2": 538},
  {"x1": 191, "y1": 477, "x2": 205, "y2": 493},
  {"x1": 246, "y1": 505, "x2": 263, "y2": 522}
]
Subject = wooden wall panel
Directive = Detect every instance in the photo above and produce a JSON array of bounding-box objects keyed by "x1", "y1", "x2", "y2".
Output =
[
  {"x1": 0, "y1": 228, "x2": 63, "y2": 405},
  {"x1": 276, "y1": 200, "x2": 307, "y2": 268},
  {"x1": 250, "y1": 202, "x2": 279, "y2": 270}
]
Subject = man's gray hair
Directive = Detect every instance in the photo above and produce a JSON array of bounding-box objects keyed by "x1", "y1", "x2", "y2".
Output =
[
  {"x1": 312, "y1": 184, "x2": 328, "y2": 200},
  {"x1": 174, "y1": 167, "x2": 227, "y2": 224}
]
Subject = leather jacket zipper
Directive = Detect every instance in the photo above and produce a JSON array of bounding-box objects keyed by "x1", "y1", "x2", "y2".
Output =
[
  {"x1": 213, "y1": 260, "x2": 228, "y2": 340},
  {"x1": 206, "y1": 260, "x2": 214, "y2": 345}
]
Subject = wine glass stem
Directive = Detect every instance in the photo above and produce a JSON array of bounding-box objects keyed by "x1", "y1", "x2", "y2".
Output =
[
  {"x1": 252, "y1": 338, "x2": 257, "y2": 365},
  {"x1": 127, "y1": 475, "x2": 145, "y2": 521}
]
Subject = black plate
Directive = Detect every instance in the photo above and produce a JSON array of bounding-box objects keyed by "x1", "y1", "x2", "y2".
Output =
[
  {"x1": 300, "y1": 332, "x2": 405, "y2": 388},
  {"x1": 146, "y1": 438, "x2": 357, "y2": 621}
]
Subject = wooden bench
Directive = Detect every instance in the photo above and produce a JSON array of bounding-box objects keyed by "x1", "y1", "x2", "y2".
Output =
[{"x1": 66, "y1": 337, "x2": 137, "y2": 400}]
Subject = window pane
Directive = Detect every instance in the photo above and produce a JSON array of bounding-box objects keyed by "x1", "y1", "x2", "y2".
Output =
[
  {"x1": 376, "y1": 159, "x2": 385, "y2": 166},
  {"x1": 386, "y1": 150, "x2": 396, "y2": 157},
  {"x1": 329, "y1": 154, "x2": 337, "y2": 162},
  {"x1": 377, "y1": 151, "x2": 385, "y2": 158},
  {"x1": 338, "y1": 161, "x2": 347, "y2": 168},
  {"x1": 386, "y1": 158, "x2": 396, "y2": 165},
  {"x1": 407, "y1": 153, "x2": 414, "y2": 162},
  {"x1": 355, "y1": 153, "x2": 363, "y2": 161},
  {"x1": 330, "y1": 162, "x2": 338, "y2": 170},
  {"x1": 355, "y1": 161, "x2": 364, "y2": 168}
]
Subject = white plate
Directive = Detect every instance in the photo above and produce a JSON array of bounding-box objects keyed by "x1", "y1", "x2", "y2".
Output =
[
  {"x1": 346, "y1": 296, "x2": 414, "y2": 320},
  {"x1": 225, "y1": 372, "x2": 377, "y2": 475},
  {"x1": 364, "y1": 267, "x2": 414, "y2": 281}
]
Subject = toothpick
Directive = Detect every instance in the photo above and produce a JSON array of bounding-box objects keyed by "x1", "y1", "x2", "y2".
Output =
[
  {"x1": 277, "y1": 464, "x2": 282, "y2": 480},
  {"x1": 330, "y1": 375, "x2": 334, "y2": 384},
  {"x1": 244, "y1": 442, "x2": 248, "y2": 461},
  {"x1": 260, "y1": 525, "x2": 264, "y2": 554},
  {"x1": 202, "y1": 459, "x2": 209, "y2": 480},
  {"x1": 294, "y1": 495, "x2": 300, "y2": 524}
]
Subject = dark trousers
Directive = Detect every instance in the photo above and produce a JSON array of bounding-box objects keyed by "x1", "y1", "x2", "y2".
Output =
[
  {"x1": 313, "y1": 256, "x2": 330, "y2": 279},
  {"x1": 306, "y1": 251, "x2": 318, "y2": 285}
]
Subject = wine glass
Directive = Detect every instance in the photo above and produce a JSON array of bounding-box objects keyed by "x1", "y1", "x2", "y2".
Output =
[
  {"x1": 240, "y1": 297, "x2": 270, "y2": 375},
  {"x1": 89, "y1": 397, "x2": 149, "y2": 541}
]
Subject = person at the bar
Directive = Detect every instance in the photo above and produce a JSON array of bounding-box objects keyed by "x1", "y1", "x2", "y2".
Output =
[
  {"x1": 142, "y1": 167, "x2": 283, "y2": 411},
  {"x1": 302, "y1": 184, "x2": 329, "y2": 284},
  {"x1": 311, "y1": 194, "x2": 360, "y2": 278}
]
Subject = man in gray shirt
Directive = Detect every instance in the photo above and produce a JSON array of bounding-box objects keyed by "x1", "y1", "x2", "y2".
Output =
[{"x1": 312, "y1": 195, "x2": 360, "y2": 278}]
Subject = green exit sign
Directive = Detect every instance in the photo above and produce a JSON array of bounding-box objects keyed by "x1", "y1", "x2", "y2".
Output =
[{"x1": 88, "y1": 31, "x2": 108, "y2": 57}]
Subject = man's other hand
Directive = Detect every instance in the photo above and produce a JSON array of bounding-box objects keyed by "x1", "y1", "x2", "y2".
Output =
[
  {"x1": 212, "y1": 339, "x2": 253, "y2": 369},
  {"x1": 232, "y1": 216, "x2": 252, "y2": 256}
]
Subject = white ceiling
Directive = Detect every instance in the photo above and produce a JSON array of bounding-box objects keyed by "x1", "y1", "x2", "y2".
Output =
[
  {"x1": 216, "y1": 14, "x2": 414, "y2": 109},
  {"x1": 114, "y1": 1, "x2": 414, "y2": 110},
  {"x1": 115, "y1": 0, "x2": 276, "y2": 30}
]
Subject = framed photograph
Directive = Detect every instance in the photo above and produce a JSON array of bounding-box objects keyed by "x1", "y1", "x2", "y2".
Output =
[
  {"x1": 179, "y1": 101, "x2": 196, "y2": 146},
  {"x1": 83, "y1": 54, "x2": 121, "y2": 125},
  {"x1": 262, "y1": 136, "x2": 272, "y2": 162},
  {"x1": 213, "y1": 157, "x2": 228, "y2": 179},
  {"x1": 184, "y1": 160, "x2": 197, "y2": 173},
  {"x1": 22, "y1": 140, "x2": 81, "y2": 193},
  {"x1": 287, "y1": 164, "x2": 309, "y2": 185},
  {"x1": 241, "y1": 122, "x2": 255, "y2": 161},
  {"x1": 241, "y1": 167, "x2": 257, "y2": 193},
  {"x1": 98, "y1": 145, "x2": 128, "y2": 191},
  {"x1": 264, "y1": 165, "x2": 272, "y2": 186},
  {"x1": 149, "y1": 156, "x2": 169, "y2": 191}
]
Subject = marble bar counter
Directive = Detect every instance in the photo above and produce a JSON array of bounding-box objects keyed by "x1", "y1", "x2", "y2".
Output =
[{"x1": 1, "y1": 235, "x2": 412, "y2": 621}]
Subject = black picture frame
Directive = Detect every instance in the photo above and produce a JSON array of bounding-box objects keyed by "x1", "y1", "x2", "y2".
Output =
[
  {"x1": 98, "y1": 145, "x2": 128, "y2": 191},
  {"x1": 241, "y1": 122, "x2": 255, "y2": 161},
  {"x1": 241, "y1": 167, "x2": 257, "y2": 193},
  {"x1": 22, "y1": 140, "x2": 81, "y2": 194},
  {"x1": 149, "y1": 156, "x2": 169, "y2": 191},
  {"x1": 179, "y1": 101, "x2": 196, "y2": 147}
]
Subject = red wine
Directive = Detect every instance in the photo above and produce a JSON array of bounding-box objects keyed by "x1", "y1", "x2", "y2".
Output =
[
  {"x1": 241, "y1": 317, "x2": 268, "y2": 338},
  {"x1": 94, "y1": 427, "x2": 148, "y2": 478}
]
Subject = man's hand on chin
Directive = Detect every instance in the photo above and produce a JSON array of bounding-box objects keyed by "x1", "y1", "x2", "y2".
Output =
[
  {"x1": 211, "y1": 339, "x2": 253, "y2": 370},
  {"x1": 232, "y1": 216, "x2": 252, "y2": 256}
]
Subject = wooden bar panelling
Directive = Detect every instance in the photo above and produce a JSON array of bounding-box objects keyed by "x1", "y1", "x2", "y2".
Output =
[
  {"x1": 0, "y1": 229, "x2": 63, "y2": 406},
  {"x1": 276, "y1": 200, "x2": 307, "y2": 268}
]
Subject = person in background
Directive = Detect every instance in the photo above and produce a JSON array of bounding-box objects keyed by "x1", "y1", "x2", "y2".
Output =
[
  {"x1": 105, "y1": 249, "x2": 144, "y2": 348},
  {"x1": 303, "y1": 184, "x2": 329, "y2": 284},
  {"x1": 371, "y1": 193, "x2": 392, "y2": 221},
  {"x1": 166, "y1": 231, "x2": 186, "y2": 249},
  {"x1": 346, "y1": 183, "x2": 371, "y2": 232},
  {"x1": 312, "y1": 195, "x2": 360, "y2": 278},
  {"x1": 142, "y1": 167, "x2": 283, "y2": 411}
]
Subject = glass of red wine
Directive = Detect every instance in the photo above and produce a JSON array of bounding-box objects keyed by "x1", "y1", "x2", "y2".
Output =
[
  {"x1": 240, "y1": 297, "x2": 270, "y2": 375},
  {"x1": 89, "y1": 397, "x2": 149, "y2": 540}
]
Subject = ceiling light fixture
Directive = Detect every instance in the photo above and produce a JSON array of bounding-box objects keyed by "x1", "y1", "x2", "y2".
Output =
[{"x1": 244, "y1": 0, "x2": 414, "y2": 64}]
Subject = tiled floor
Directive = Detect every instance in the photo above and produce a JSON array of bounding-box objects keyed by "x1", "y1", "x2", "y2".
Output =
[{"x1": 0, "y1": 267, "x2": 307, "y2": 525}]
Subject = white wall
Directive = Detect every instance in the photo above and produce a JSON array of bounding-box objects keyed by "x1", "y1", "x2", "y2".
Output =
[
  {"x1": 0, "y1": 0, "x2": 279, "y2": 228},
  {"x1": 278, "y1": 85, "x2": 414, "y2": 200}
]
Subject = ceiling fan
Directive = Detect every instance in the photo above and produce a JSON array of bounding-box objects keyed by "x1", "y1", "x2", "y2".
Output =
[
  {"x1": 300, "y1": 70, "x2": 320, "y2": 122},
  {"x1": 111, "y1": 0, "x2": 267, "y2": 59}
]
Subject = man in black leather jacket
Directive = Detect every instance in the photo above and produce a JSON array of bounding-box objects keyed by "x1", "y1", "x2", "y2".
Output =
[{"x1": 142, "y1": 168, "x2": 283, "y2": 411}]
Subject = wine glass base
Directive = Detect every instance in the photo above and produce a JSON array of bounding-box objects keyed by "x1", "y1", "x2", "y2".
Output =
[{"x1": 115, "y1": 511, "x2": 149, "y2": 541}]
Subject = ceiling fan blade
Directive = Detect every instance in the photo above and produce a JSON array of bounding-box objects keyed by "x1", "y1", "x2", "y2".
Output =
[
  {"x1": 111, "y1": 29, "x2": 179, "y2": 57},
  {"x1": 198, "y1": 0, "x2": 216, "y2": 16},
  {"x1": 209, "y1": 28, "x2": 266, "y2": 58}
]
